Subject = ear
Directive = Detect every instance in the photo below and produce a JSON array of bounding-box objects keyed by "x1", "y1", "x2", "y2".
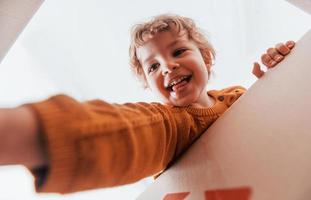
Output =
[
  {"x1": 206, "y1": 64, "x2": 212, "y2": 78},
  {"x1": 203, "y1": 55, "x2": 212, "y2": 77},
  {"x1": 204, "y1": 58, "x2": 212, "y2": 74},
  {"x1": 206, "y1": 63, "x2": 211, "y2": 71},
  {"x1": 201, "y1": 49, "x2": 212, "y2": 71}
]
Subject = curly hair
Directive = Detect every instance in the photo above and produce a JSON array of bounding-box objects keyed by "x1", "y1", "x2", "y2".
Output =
[{"x1": 129, "y1": 14, "x2": 216, "y2": 88}]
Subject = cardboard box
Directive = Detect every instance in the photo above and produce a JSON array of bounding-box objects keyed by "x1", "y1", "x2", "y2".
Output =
[{"x1": 138, "y1": 19, "x2": 311, "y2": 200}]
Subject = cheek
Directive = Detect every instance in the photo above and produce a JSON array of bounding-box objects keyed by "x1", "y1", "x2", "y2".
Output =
[
  {"x1": 150, "y1": 75, "x2": 166, "y2": 93},
  {"x1": 146, "y1": 74, "x2": 160, "y2": 89}
]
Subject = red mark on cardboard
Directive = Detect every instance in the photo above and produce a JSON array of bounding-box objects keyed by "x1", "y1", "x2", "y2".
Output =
[
  {"x1": 162, "y1": 187, "x2": 251, "y2": 200},
  {"x1": 163, "y1": 192, "x2": 190, "y2": 200},
  {"x1": 205, "y1": 187, "x2": 251, "y2": 200}
]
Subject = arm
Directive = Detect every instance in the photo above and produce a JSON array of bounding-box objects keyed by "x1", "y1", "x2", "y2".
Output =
[
  {"x1": 0, "y1": 106, "x2": 48, "y2": 168},
  {"x1": 0, "y1": 97, "x2": 178, "y2": 193},
  {"x1": 3, "y1": 95, "x2": 209, "y2": 193},
  {"x1": 252, "y1": 40, "x2": 295, "y2": 78},
  {"x1": 0, "y1": 88, "x2": 242, "y2": 194}
]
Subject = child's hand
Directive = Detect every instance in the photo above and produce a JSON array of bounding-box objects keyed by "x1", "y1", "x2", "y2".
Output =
[{"x1": 252, "y1": 40, "x2": 295, "y2": 78}]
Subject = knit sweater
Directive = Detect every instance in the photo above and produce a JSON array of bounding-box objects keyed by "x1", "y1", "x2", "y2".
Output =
[{"x1": 27, "y1": 86, "x2": 246, "y2": 194}]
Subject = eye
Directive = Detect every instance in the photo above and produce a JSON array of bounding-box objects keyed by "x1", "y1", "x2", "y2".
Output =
[
  {"x1": 173, "y1": 48, "x2": 187, "y2": 57},
  {"x1": 148, "y1": 63, "x2": 160, "y2": 74}
]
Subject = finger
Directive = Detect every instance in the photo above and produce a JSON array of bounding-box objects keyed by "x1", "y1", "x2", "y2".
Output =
[
  {"x1": 261, "y1": 54, "x2": 277, "y2": 68},
  {"x1": 252, "y1": 62, "x2": 265, "y2": 78},
  {"x1": 286, "y1": 40, "x2": 295, "y2": 49},
  {"x1": 276, "y1": 43, "x2": 290, "y2": 55},
  {"x1": 267, "y1": 48, "x2": 284, "y2": 62}
]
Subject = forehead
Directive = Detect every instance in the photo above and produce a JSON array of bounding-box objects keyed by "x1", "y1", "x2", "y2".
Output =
[{"x1": 136, "y1": 31, "x2": 189, "y2": 62}]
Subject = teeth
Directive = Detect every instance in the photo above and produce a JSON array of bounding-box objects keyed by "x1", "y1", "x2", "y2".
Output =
[{"x1": 168, "y1": 76, "x2": 188, "y2": 87}]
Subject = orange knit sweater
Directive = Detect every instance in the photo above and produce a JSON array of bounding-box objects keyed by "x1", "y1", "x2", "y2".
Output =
[{"x1": 27, "y1": 86, "x2": 245, "y2": 193}]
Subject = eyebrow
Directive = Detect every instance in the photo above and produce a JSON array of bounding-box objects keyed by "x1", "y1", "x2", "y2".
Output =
[
  {"x1": 142, "y1": 54, "x2": 155, "y2": 66},
  {"x1": 167, "y1": 38, "x2": 188, "y2": 49},
  {"x1": 167, "y1": 40, "x2": 180, "y2": 49},
  {"x1": 142, "y1": 39, "x2": 187, "y2": 65}
]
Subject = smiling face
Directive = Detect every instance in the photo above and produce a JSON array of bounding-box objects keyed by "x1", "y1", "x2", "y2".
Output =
[{"x1": 136, "y1": 31, "x2": 213, "y2": 107}]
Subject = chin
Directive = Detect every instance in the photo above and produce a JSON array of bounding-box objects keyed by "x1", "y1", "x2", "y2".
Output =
[
  {"x1": 171, "y1": 97, "x2": 194, "y2": 107},
  {"x1": 161, "y1": 94, "x2": 196, "y2": 107}
]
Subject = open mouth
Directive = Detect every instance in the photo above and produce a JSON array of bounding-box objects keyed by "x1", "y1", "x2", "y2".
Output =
[{"x1": 166, "y1": 75, "x2": 192, "y2": 92}]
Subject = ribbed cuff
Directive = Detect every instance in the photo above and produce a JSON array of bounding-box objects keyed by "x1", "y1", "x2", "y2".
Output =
[{"x1": 25, "y1": 95, "x2": 82, "y2": 194}]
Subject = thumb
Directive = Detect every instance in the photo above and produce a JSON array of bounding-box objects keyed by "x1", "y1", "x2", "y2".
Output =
[
  {"x1": 286, "y1": 40, "x2": 295, "y2": 49},
  {"x1": 252, "y1": 62, "x2": 264, "y2": 78}
]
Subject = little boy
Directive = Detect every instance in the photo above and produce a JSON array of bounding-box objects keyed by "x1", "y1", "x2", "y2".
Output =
[{"x1": 0, "y1": 14, "x2": 294, "y2": 194}]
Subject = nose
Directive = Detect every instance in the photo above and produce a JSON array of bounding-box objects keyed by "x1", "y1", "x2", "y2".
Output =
[{"x1": 162, "y1": 62, "x2": 180, "y2": 76}]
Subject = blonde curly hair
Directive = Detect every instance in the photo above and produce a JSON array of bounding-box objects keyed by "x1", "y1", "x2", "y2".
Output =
[{"x1": 129, "y1": 14, "x2": 216, "y2": 88}]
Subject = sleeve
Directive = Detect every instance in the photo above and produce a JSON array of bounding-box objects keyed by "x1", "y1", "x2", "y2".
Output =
[{"x1": 26, "y1": 95, "x2": 192, "y2": 194}]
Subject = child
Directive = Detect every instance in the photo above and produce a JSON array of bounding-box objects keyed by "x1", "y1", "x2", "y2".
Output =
[{"x1": 0, "y1": 14, "x2": 294, "y2": 194}]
